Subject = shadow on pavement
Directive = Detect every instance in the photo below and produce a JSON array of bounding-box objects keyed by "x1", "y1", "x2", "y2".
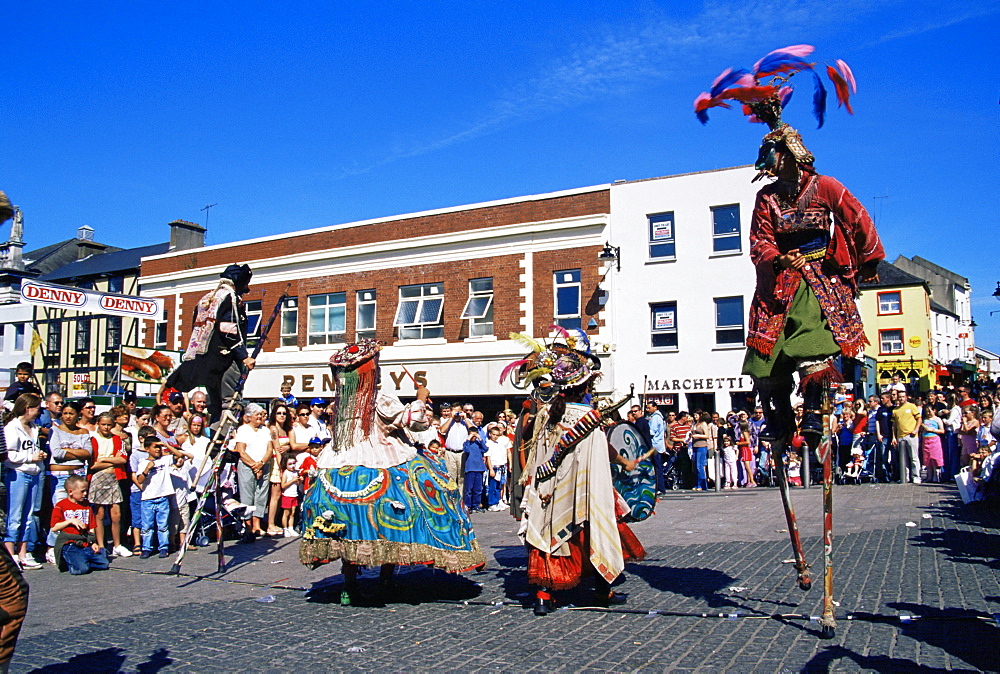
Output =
[
  {"x1": 802, "y1": 645, "x2": 941, "y2": 673},
  {"x1": 304, "y1": 565, "x2": 484, "y2": 607},
  {"x1": 28, "y1": 647, "x2": 173, "y2": 673},
  {"x1": 628, "y1": 564, "x2": 739, "y2": 609}
]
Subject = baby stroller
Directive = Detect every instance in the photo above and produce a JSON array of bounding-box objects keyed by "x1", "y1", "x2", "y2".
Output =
[{"x1": 191, "y1": 493, "x2": 249, "y2": 547}]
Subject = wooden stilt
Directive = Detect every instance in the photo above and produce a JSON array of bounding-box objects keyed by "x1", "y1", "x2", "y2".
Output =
[
  {"x1": 817, "y1": 400, "x2": 836, "y2": 638},
  {"x1": 772, "y1": 440, "x2": 812, "y2": 591}
]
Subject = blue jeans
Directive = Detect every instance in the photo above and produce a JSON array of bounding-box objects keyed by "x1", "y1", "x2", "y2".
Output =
[
  {"x1": 61, "y1": 543, "x2": 110, "y2": 575},
  {"x1": 463, "y1": 471, "x2": 484, "y2": 510},
  {"x1": 4, "y1": 470, "x2": 40, "y2": 546},
  {"x1": 652, "y1": 452, "x2": 667, "y2": 493},
  {"x1": 486, "y1": 466, "x2": 506, "y2": 507},
  {"x1": 130, "y1": 491, "x2": 143, "y2": 529},
  {"x1": 693, "y1": 446, "x2": 709, "y2": 490},
  {"x1": 141, "y1": 496, "x2": 171, "y2": 552}
]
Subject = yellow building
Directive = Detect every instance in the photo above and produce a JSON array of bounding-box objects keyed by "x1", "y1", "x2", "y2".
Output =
[{"x1": 858, "y1": 260, "x2": 936, "y2": 392}]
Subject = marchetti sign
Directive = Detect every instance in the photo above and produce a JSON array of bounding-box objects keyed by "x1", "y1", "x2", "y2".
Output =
[
  {"x1": 21, "y1": 280, "x2": 162, "y2": 318},
  {"x1": 643, "y1": 375, "x2": 751, "y2": 392}
]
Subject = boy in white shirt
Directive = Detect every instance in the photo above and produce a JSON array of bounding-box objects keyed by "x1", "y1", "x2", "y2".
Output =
[{"x1": 135, "y1": 437, "x2": 181, "y2": 558}]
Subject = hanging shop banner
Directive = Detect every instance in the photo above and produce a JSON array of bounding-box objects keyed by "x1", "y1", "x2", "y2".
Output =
[
  {"x1": 120, "y1": 346, "x2": 183, "y2": 385},
  {"x1": 20, "y1": 280, "x2": 162, "y2": 318}
]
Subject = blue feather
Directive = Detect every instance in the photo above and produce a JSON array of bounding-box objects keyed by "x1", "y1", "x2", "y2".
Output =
[
  {"x1": 709, "y1": 68, "x2": 752, "y2": 98},
  {"x1": 755, "y1": 53, "x2": 811, "y2": 77},
  {"x1": 696, "y1": 108, "x2": 710, "y2": 124},
  {"x1": 811, "y1": 70, "x2": 827, "y2": 128}
]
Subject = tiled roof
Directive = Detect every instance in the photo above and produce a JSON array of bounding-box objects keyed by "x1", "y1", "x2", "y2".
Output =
[
  {"x1": 859, "y1": 260, "x2": 927, "y2": 289},
  {"x1": 38, "y1": 242, "x2": 169, "y2": 281}
]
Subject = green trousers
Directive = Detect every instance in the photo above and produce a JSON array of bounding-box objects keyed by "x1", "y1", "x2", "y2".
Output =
[{"x1": 743, "y1": 281, "x2": 840, "y2": 380}]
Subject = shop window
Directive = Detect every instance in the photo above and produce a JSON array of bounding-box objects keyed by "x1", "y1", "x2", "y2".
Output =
[
  {"x1": 280, "y1": 297, "x2": 299, "y2": 347},
  {"x1": 461, "y1": 278, "x2": 493, "y2": 337},
  {"x1": 879, "y1": 329, "x2": 904, "y2": 355},
  {"x1": 711, "y1": 204, "x2": 741, "y2": 253},
  {"x1": 307, "y1": 292, "x2": 347, "y2": 345},
  {"x1": 554, "y1": 269, "x2": 581, "y2": 330},
  {"x1": 650, "y1": 301, "x2": 678, "y2": 350},
  {"x1": 394, "y1": 283, "x2": 444, "y2": 340},
  {"x1": 356, "y1": 290, "x2": 377, "y2": 340},
  {"x1": 648, "y1": 212, "x2": 675, "y2": 259},
  {"x1": 878, "y1": 291, "x2": 901, "y2": 315},
  {"x1": 714, "y1": 296, "x2": 745, "y2": 345}
]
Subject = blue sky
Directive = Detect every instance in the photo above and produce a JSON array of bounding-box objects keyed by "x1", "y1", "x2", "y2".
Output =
[{"x1": 4, "y1": 1, "x2": 999, "y2": 350}]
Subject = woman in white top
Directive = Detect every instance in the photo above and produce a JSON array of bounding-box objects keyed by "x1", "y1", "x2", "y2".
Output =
[
  {"x1": 233, "y1": 403, "x2": 274, "y2": 539},
  {"x1": 4, "y1": 393, "x2": 47, "y2": 569}
]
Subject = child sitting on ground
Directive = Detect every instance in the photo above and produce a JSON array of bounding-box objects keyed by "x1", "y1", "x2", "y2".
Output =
[{"x1": 50, "y1": 475, "x2": 110, "y2": 575}]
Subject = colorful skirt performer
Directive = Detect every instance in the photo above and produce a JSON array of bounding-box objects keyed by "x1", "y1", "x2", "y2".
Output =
[
  {"x1": 298, "y1": 339, "x2": 484, "y2": 577},
  {"x1": 299, "y1": 454, "x2": 484, "y2": 573}
]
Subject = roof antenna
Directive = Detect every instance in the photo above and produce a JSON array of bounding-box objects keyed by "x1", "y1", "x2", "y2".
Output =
[{"x1": 200, "y1": 203, "x2": 217, "y2": 230}]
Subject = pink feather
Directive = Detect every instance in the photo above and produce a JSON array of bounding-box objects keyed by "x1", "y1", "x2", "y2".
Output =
[
  {"x1": 753, "y1": 44, "x2": 815, "y2": 72},
  {"x1": 499, "y1": 359, "x2": 529, "y2": 385},
  {"x1": 835, "y1": 59, "x2": 856, "y2": 93},
  {"x1": 549, "y1": 324, "x2": 571, "y2": 340},
  {"x1": 826, "y1": 65, "x2": 854, "y2": 114}
]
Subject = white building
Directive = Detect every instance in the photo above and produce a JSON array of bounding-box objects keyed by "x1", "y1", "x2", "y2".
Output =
[{"x1": 605, "y1": 165, "x2": 759, "y2": 412}]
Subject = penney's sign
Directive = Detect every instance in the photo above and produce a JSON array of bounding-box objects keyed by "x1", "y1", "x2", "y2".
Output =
[{"x1": 21, "y1": 280, "x2": 162, "y2": 318}]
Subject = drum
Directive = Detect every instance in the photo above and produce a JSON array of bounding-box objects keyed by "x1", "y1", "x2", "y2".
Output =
[{"x1": 608, "y1": 421, "x2": 656, "y2": 522}]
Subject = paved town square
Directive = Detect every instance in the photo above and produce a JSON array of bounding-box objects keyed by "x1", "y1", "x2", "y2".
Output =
[{"x1": 11, "y1": 483, "x2": 997, "y2": 672}]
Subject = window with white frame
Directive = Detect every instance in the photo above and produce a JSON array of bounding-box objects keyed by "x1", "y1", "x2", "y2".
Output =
[
  {"x1": 650, "y1": 302, "x2": 678, "y2": 349},
  {"x1": 879, "y1": 329, "x2": 904, "y2": 354},
  {"x1": 711, "y1": 204, "x2": 741, "y2": 253},
  {"x1": 308, "y1": 292, "x2": 347, "y2": 345},
  {"x1": 554, "y1": 269, "x2": 582, "y2": 330},
  {"x1": 877, "y1": 291, "x2": 901, "y2": 315},
  {"x1": 107, "y1": 276, "x2": 124, "y2": 294},
  {"x1": 461, "y1": 278, "x2": 494, "y2": 337},
  {"x1": 280, "y1": 297, "x2": 298, "y2": 347},
  {"x1": 714, "y1": 296, "x2": 745, "y2": 345},
  {"x1": 648, "y1": 212, "x2": 676, "y2": 259},
  {"x1": 154, "y1": 309, "x2": 167, "y2": 349},
  {"x1": 394, "y1": 283, "x2": 444, "y2": 340},
  {"x1": 14, "y1": 324, "x2": 24, "y2": 352},
  {"x1": 356, "y1": 290, "x2": 377, "y2": 340},
  {"x1": 0, "y1": 325, "x2": 5, "y2": 353},
  {"x1": 244, "y1": 300, "x2": 262, "y2": 347}
]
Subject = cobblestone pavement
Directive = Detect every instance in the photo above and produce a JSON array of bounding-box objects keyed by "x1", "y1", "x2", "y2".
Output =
[{"x1": 10, "y1": 483, "x2": 999, "y2": 672}]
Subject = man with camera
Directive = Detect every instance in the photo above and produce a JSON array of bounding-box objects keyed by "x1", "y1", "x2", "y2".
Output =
[{"x1": 440, "y1": 402, "x2": 473, "y2": 494}]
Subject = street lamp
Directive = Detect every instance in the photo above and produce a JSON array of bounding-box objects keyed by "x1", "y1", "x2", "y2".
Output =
[
  {"x1": 597, "y1": 243, "x2": 621, "y2": 272},
  {"x1": 992, "y1": 282, "x2": 1000, "y2": 316}
]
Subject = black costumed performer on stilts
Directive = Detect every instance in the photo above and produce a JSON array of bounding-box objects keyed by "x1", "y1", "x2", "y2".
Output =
[
  {"x1": 694, "y1": 44, "x2": 884, "y2": 637},
  {"x1": 298, "y1": 339, "x2": 485, "y2": 605},
  {"x1": 503, "y1": 328, "x2": 644, "y2": 615},
  {"x1": 166, "y1": 264, "x2": 256, "y2": 422}
]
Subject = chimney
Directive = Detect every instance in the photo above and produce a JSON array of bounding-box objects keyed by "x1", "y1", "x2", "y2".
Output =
[
  {"x1": 75, "y1": 225, "x2": 106, "y2": 259},
  {"x1": 168, "y1": 219, "x2": 206, "y2": 251}
]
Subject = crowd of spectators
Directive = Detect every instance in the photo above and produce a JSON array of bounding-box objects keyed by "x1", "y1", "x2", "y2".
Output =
[
  {"x1": 4, "y1": 368, "x2": 998, "y2": 575},
  {"x1": 623, "y1": 375, "x2": 1000, "y2": 498}
]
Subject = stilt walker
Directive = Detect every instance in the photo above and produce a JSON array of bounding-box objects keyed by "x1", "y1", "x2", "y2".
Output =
[{"x1": 694, "y1": 45, "x2": 885, "y2": 638}]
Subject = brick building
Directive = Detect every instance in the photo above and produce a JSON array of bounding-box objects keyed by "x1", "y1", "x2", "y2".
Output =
[{"x1": 138, "y1": 185, "x2": 611, "y2": 414}]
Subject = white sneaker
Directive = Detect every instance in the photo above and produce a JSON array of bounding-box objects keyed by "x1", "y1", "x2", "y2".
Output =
[
  {"x1": 19, "y1": 557, "x2": 42, "y2": 570},
  {"x1": 45, "y1": 548, "x2": 56, "y2": 565},
  {"x1": 284, "y1": 527, "x2": 299, "y2": 538},
  {"x1": 113, "y1": 545, "x2": 134, "y2": 558},
  {"x1": 913, "y1": 477, "x2": 922, "y2": 484}
]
